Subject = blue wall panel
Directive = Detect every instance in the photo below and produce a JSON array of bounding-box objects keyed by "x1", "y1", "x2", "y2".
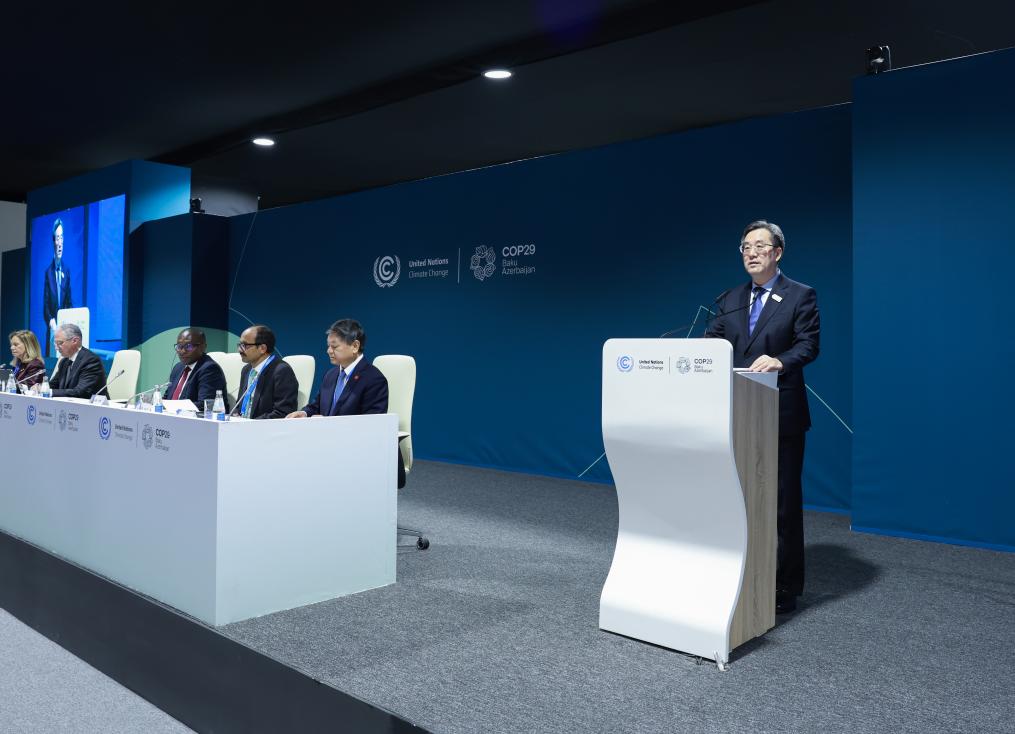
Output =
[
  {"x1": 852, "y1": 49, "x2": 1015, "y2": 548},
  {"x1": 227, "y1": 106, "x2": 853, "y2": 507}
]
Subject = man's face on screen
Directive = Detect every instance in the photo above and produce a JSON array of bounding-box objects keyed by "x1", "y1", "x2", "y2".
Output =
[{"x1": 53, "y1": 225, "x2": 64, "y2": 259}]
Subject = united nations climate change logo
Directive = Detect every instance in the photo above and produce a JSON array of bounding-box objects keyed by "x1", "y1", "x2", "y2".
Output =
[
  {"x1": 26, "y1": 404, "x2": 37, "y2": 425},
  {"x1": 676, "y1": 357, "x2": 691, "y2": 374},
  {"x1": 373, "y1": 255, "x2": 401, "y2": 288},
  {"x1": 470, "y1": 245, "x2": 496, "y2": 281},
  {"x1": 58, "y1": 410, "x2": 67, "y2": 431},
  {"x1": 142, "y1": 424, "x2": 154, "y2": 450},
  {"x1": 617, "y1": 355, "x2": 633, "y2": 372},
  {"x1": 98, "y1": 416, "x2": 112, "y2": 440}
]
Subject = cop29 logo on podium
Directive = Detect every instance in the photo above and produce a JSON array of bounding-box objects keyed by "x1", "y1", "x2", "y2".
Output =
[
  {"x1": 26, "y1": 404, "x2": 37, "y2": 425},
  {"x1": 373, "y1": 255, "x2": 401, "y2": 288},
  {"x1": 675, "y1": 357, "x2": 691, "y2": 374},
  {"x1": 98, "y1": 416, "x2": 112, "y2": 441},
  {"x1": 616, "y1": 355, "x2": 633, "y2": 372}
]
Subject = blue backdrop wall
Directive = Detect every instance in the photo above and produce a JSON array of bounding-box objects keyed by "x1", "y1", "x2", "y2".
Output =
[
  {"x1": 227, "y1": 105, "x2": 854, "y2": 509},
  {"x1": 852, "y1": 48, "x2": 1015, "y2": 549}
]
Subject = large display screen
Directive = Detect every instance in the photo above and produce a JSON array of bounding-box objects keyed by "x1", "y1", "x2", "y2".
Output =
[{"x1": 29, "y1": 194, "x2": 126, "y2": 357}]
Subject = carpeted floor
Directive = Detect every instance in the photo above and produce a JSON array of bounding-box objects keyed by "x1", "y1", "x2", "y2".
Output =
[
  {"x1": 0, "y1": 609, "x2": 192, "y2": 734},
  {"x1": 223, "y1": 461, "x2": 1015, "y2": 734}
]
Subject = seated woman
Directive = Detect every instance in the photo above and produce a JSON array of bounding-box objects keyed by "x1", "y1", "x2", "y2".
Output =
[{"x1": 9, "y1": 330, "x2": 46, "y2": 389}]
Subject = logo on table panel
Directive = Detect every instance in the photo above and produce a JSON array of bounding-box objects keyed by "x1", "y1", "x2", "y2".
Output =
[
  {"x1": 141, "y1": 424, "x2": 154, "y2": 450},
  {"x1": 26, "y1": 404, "x2": 37, "y2": 425},
  {"x1": 58, "y1": 410, "x2": 67, "y2": 431},
  {"x1": 675, "y1": 357, "x2": 691, "y2": 374},
  {"x1": 1, "y1": 402, "x2": 11, "y2": 420},
  {"x1": 470, "y1": 245, "x2": 497, "y2": 281},
  {"x1": 98, "y1": 416, "x2": 112, "y2": 440},
  {"x1": 616, "y1": 355, "x2": 633, "y2": 373},
  {"x1": 373, "y1": 255, "x2": 401, "y2": 288}
]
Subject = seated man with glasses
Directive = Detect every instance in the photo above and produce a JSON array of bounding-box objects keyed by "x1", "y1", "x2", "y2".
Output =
[
  {"x1": 166, "y1": 327, "x2": 228, "y2": 409},
  {"x1": 234, "y1": 325, "x2": 299, "y2": 419},
  {"x1": 50, "y1": 323, "x2": 106, "y2": 398}
]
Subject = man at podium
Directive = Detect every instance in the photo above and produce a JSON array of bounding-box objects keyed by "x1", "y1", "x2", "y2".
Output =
[
  {"x1": 705, "y1": 220, "x2": 820, "y2": 614},
  {"x1": 166, "y1": 327, "x2": 228, "y2": 410}
]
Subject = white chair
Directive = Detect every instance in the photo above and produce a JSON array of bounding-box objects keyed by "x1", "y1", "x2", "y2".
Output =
[
  {"x1": 282, "y1": 355, "x2": 316, "y2": 409},
  {"x1": 373, "y1": 355, "x2": 427, "y2": 550},
  {"x1": 107, "y1": 349, "x2": 140, "y2": 401},
  {"x1": 207, "y1": 351, "x2": 244, "y2": 406}
]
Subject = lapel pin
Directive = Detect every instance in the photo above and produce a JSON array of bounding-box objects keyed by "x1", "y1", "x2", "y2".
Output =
[{"x1": 771, "y1": 293, "x2": 783, "y2": 302}]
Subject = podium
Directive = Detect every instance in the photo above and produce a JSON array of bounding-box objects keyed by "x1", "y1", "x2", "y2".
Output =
[{"x1": 599, "y1": 338, "x2": 778, "y2": 666}]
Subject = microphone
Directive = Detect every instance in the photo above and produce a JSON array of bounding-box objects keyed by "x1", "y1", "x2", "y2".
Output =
[
  {"x1": 229, "y1": 375, "x2": 256, "y2": 416},
  {"x1": 15, "y1": 366, "x2": 46, "y2": 386},
  {"x1": 704, "y1": 287, "x2": 755, "y2": 330},
  {"x1": 660, "y1": 298, "x2": 723, "y2": 338},
  {"x1": 96, "y1": 369, "x2": 126, "y2": 397},
  {"x1": 121, "y1": 382, "x2": 170, "y2": 406}
]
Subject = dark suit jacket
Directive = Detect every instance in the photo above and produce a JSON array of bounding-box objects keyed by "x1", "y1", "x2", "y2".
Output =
[
  {"x1": 236, "y1": 355, "x2": 299, "y2": 419},
  {"x1": 13, "y1": 358, "x2": 46, "y2": 389},
  {"x1": 43, "y1": 261, "x2": 73, "y2": 325},
  {"x1": 167, "y1": 354, "x2": 228, "y2": 410},
  {"x1": 43, "y1": 261, "x2": 73, "y2": 353},
  {"x1": 705, "y1": 273, "x2": 820, "y2": 435},
  {"x1": 51, "y1": 347, "x2": 106, "y2": 399},
  {"x1": 303, "y1": 359, "x2": 389, "y2": 417}
]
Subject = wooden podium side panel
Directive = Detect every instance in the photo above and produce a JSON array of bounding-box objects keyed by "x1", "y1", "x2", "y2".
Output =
[{"x1": 729, "y1": 375, "x2": 778, "y2": 649}]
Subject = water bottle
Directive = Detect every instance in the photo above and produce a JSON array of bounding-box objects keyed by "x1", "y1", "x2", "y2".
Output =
[
  {"x1": 152, "y1": 387, "x2": 164, "y2": 413},
  {"x1": 6, "y1": 374, "x2": 15, "y2": 394},
  {"x1": 40, "y1": 379, "x2": 52, "y2": 398},
  {"x1": 212, "y1": 390, "x2": 226, "y2": 421}
]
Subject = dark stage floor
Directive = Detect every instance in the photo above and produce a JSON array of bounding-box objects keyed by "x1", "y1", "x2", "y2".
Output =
[{"x1": 221, "y1": 461, "x2": 1015, "y2": 734}]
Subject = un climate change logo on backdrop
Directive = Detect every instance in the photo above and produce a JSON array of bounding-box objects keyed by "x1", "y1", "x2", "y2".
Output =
[
  {"x1": 98, "y1": 416, "x2": 112, "y2": 440},
  {"x1": 142, "y1": 424, "x2": 154, "y2": 450},
  {"x1": 373, "y1": 255, "x2": 401, "y2": 288},
  {"x1": 675, "y1": 357, "x2": 691, "y2": 374},
  {"x1": 26, "y1": 404, "x2": 37, "y2": 425},
  {"x1": 470, "y1": 246, "x2": 496, "y2": 281},
  {"x1": 58, "y1": 409, "x2": 67, "y2": 431},
  {"x1": 617, "y1": 355, "x2": 633, "y2": 372}
]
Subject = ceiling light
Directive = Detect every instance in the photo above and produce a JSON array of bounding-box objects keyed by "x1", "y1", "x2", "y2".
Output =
[
  {"x1": 252, "y1": 137, "x2": 275, "y2": 147},
  {"x1": 483, "y1": 69, "x2": 512, "y2": 80}
]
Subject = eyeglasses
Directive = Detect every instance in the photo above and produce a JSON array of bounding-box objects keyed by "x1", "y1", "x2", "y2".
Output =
[
  {"x1": 739, "y1": 243, "x2": 776, "y2": 255},
  {"x1": 237, "y1": 342, "x2": 263, "y2": 351},
  {"x1": 54, "y1": 338, "x2": 78, "y2": 347},
  {"x1": 174, "y1": 343, "x2": 199, "y2": 352}
]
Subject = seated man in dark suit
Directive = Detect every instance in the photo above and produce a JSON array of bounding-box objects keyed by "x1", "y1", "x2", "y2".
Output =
[
  {"x1": 286, "y1": 318, "x2": 403, "y2": 485},
  {"x1": 50, "y1": 323, "x2": 106, "y2": 398},
  {"x1": 234, "y1": 325, "x2": 299, "y2": 419},
  {"x1": 166, "y1": 327, "x2": 228, "y2": 410}
]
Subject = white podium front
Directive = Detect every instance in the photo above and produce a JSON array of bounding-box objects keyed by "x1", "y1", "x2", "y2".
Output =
[
  {"x1": 599, "y1": 338, "x2": 778, "y2": 665},
  {"x1": 0, "y1": 394, "x2": 397, "y2": 626}
]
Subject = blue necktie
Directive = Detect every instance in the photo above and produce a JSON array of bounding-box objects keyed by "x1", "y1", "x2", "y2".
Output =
[
  {"x1": 748, "y1": 286, "x2": 765, "y2": 336},
  {"x1": 241, "y1": 367, "x2": 259, "y2": 418},
  {"x1": 329, "y1": 369, "x2": 348, "y2": 415}
]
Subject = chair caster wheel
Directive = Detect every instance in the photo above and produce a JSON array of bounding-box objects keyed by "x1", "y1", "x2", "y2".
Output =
[{"x1": 417, "y1": 537, "x2": 430, "y2": 550}]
